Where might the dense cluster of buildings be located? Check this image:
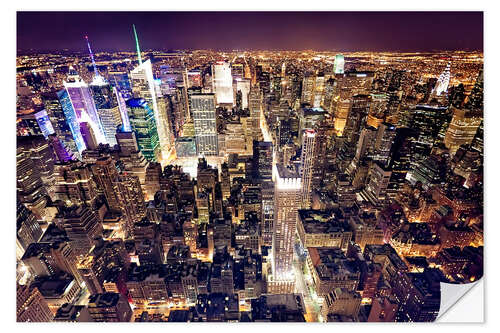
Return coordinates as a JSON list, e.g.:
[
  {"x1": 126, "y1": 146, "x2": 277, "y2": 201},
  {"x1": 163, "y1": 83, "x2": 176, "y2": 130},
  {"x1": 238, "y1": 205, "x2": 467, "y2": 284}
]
[{"x1": 16, "y1": 26, "x2": 483, "y2": 322}]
